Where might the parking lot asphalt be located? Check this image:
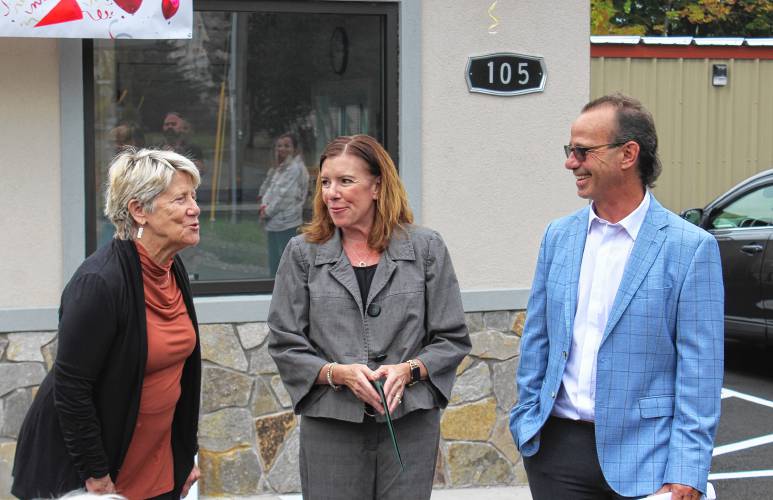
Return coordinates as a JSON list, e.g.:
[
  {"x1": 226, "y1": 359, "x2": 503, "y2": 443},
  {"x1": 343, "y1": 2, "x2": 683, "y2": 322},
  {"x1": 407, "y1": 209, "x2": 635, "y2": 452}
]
[{"x1": 709, "y1": 340, "x2": 773, "y2": 499}]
